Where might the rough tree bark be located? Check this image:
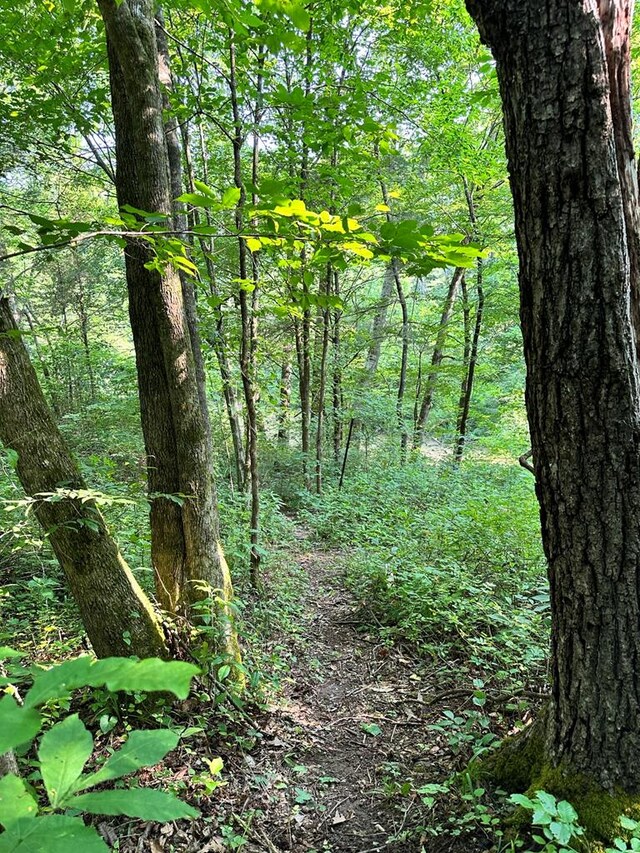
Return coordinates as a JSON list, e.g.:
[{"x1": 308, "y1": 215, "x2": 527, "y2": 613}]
[
  {"x1": 97, "y1": 1, "x2": 241, "y2": 664},
  {"x1": 0, "y1": 299, "x2": 167, "y2": 660},
  {"x1": 465, "y1": 0, "x2": 640, "y2": 802}
]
